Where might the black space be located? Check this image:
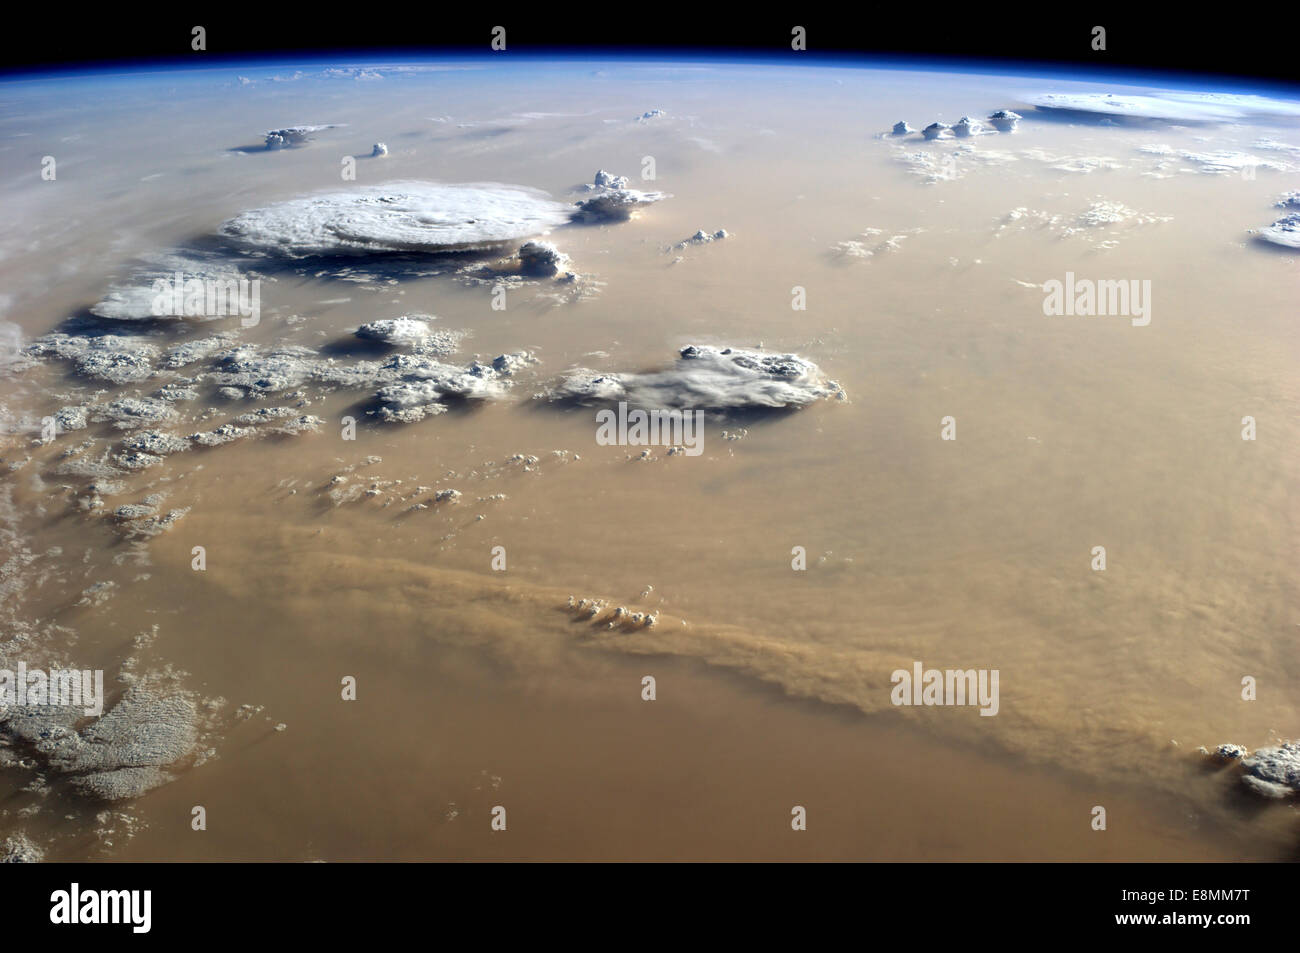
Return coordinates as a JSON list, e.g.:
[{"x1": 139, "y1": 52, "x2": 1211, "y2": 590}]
[{"x1": 3, "y1": 13, "x2": 1296, "y2": 88}]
